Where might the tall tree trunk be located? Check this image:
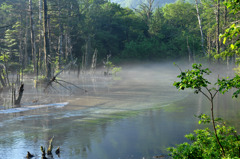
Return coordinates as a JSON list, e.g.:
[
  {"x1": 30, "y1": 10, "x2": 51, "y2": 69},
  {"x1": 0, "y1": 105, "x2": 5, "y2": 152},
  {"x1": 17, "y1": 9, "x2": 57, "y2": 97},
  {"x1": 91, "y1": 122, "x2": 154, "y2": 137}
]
[
  {"x1": 37, "y1": 0, "x2": 43, "y2": 80},
  {"x1": 207, "y1": 30, "x2": 212, "y2": 63},
  {"x1": 24, "y1": 13, "x2": 29, "y2": 68},
  {"x1": 216, "y1": 0, "x2": 220, "y2": 63},
  {"x1": 29, "y1": 0, "x2": 36, "y2": 74},
  {"x1": 43, "y1": 0, "x2": 51, "y2": 79},
  {"x1": 224, "y1": 3, "x2": 227, "y2": 26},
  {"x1": 19, "y1": 15, "x2": 24, "y2": 82},
  {"x1": 224, "y1": 2, "x2": 229, "y2": 68},
  {"x1": 187, "y1": 37, "x2": 194, "y2": 64},
  {"x1": 84, "y1": 36, "x2": 92, "y2": 70},
  {"x1": 47, "y1": 15, "x2": 51, "y2": 57},
  {"x1": 14, "y1": 84, "x2": 24, "y2": 106},
  {"x1": 91, "y1": 49, "x2": 98, "y2": 74},
  {"x1": 58, "y1": 0, "x2": 63, "y2": 69},
  {"x1": 195, "y1": 0, "x2": 205, "y2": 55}
]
